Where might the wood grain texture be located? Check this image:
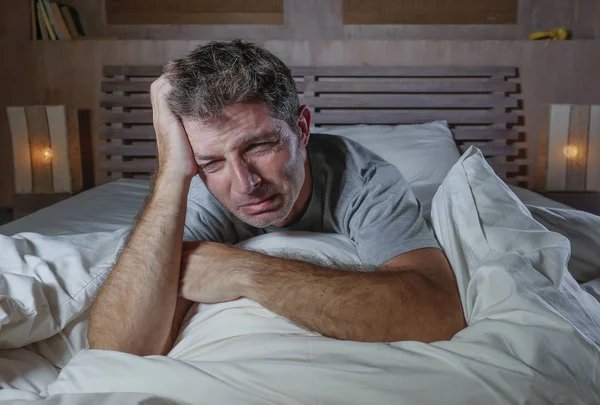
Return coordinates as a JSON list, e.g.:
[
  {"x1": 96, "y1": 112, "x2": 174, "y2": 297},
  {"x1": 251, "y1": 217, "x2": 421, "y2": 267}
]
[
  {"x1": 587, "y1": 106, "x2": 600, "y2": 191},
  {"x1": 52, "y1": 0, "x2": 600, "y2": 40},
  {"x1": 66, "y1": 107, "x2": 83, "y2": 193},
  {"x1": 303, "y1": 94, "x2": 517, "y2": 109},
  {"x1": 46, "y1": 106, "x2": 72, "y2": 193},
  {"x1": 535, "y1": 104, "x2": 550, "y2": 190},
  {"x1": 4, "y1": 39, "x2": 600, "y2": 201},
  {"x1": 546, "y1": 105, "x2": 571, "y2": 191},
  {"x1": 105, "y1": 0, "x2": 283, "y2": 25},
  {"x1": 6, "y1": 107, "x2": 33, "y2": 194},
  {"x1": 565, "y1": 105, "x2": 590, "y2": 191},
  {"x1": 25, "y1": 106, "x2": 54, "y2": 193},
  {"x1": 343, "y1": 0, "x2": 518, "y2": 25},
  {"x1": 98, "y1": 64, "x2": 521, "y2": 180},
  {"x1": 312, "y1": 110, "x2": 518, "y2": 125}
]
